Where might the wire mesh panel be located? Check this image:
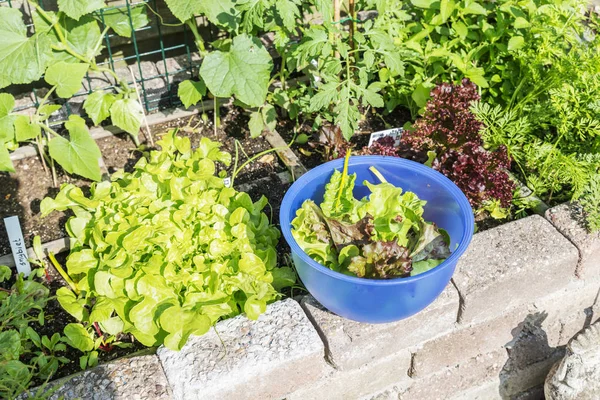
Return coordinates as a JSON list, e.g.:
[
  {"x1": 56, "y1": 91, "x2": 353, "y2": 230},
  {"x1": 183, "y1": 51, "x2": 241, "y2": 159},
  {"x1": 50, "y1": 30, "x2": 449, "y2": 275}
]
[{"x1": 0, "y1": 0, "x2": 200, "y2": 121}]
